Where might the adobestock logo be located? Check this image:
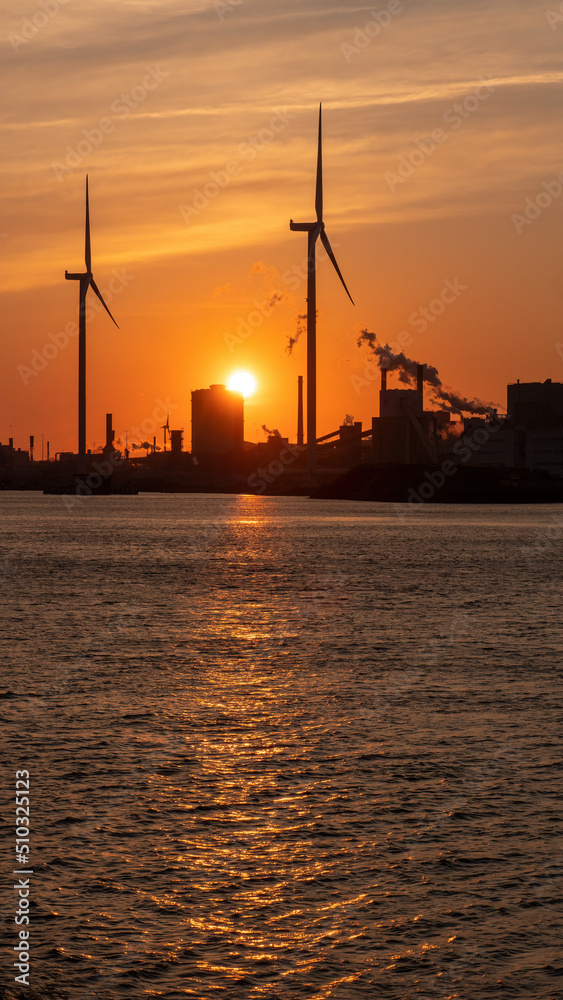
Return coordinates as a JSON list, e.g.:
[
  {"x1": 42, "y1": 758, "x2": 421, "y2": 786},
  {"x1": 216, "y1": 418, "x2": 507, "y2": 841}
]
[
  {"x1": 521, "y1": 510, "x2": 563, "y2": 564},
  {"x1": 546, "y1": 2, "x2": 563, "y2": 28},
  {"x1": 511, "y1": 172, "x2": 563, "y2": 234},
  {"x1": 247, "y1": 443, "x2": 305, "y2": 494},
  {"x1": 59, "y1": 397, "x2": 179, "y2": 511},
  {"x1": 17, "y1": 268, "x2": 133, "y2": 386},
  {"x1": 51, "y1": 66, "x2": 169, "y2": 180},
  {"x1": 211, "y1": 0, "x2": 242, "y2": 20},
  {"x1": 339, "y1": 0, "x2": 413, "y2": 62},
  {"x1": 223, "y1": 241, "x2": 340, "y2": 354},
  {"x1": 8, "y1": 0, "x2": 70, "y2": 53},
  {"x1": 350, "y1": 277, "x2": 467, "y2": 396},
  {"x1": 179, "y1": 109, "x2": 295, "y2": 225},
  {"x1": 394, "y1": 418, "x2": 506, "y2": 517},
  {"x1": 385, "y1": 80, "x2": 496, "y2": 191}
]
